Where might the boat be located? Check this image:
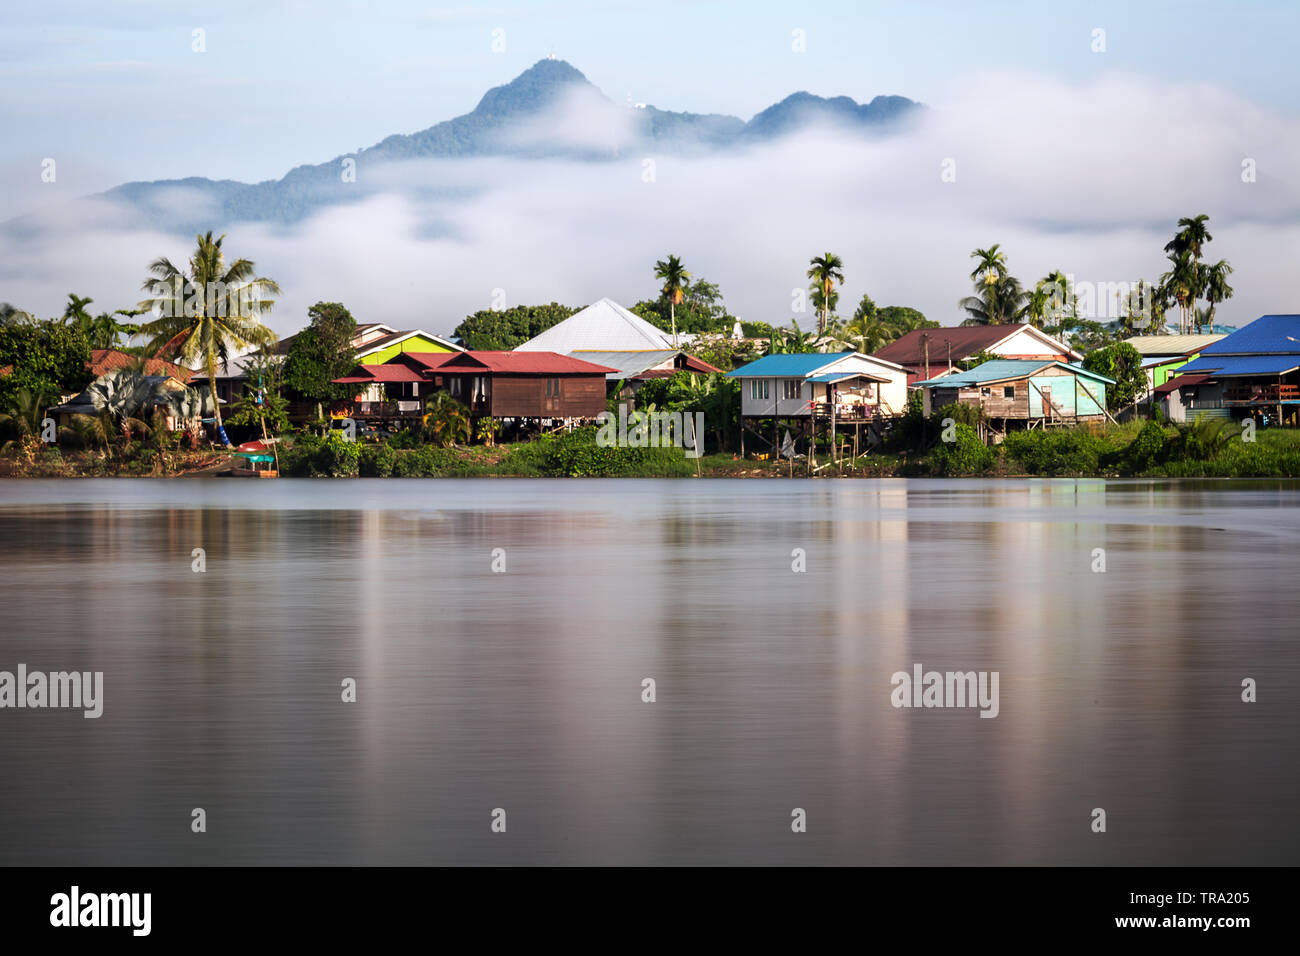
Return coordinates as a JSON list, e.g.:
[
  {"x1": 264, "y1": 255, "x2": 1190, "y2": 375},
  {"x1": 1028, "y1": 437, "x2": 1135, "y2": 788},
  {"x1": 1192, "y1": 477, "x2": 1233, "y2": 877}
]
[{"x1": 223, "y1": 438, "x2": 279, "y2": 478}]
